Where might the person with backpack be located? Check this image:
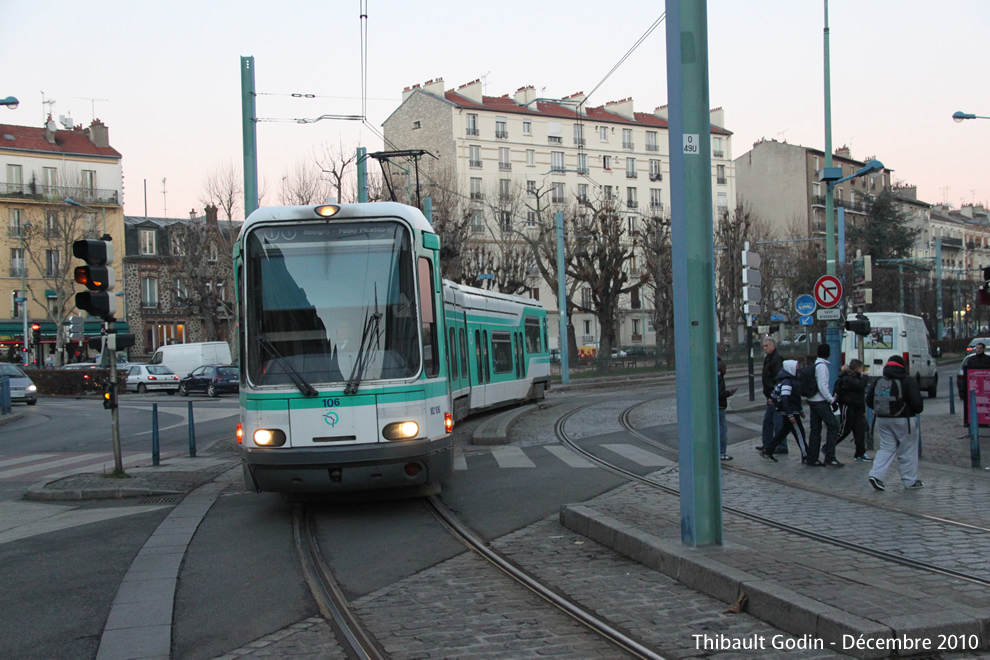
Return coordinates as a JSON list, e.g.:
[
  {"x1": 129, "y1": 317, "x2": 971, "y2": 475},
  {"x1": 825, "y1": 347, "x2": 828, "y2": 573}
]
[
  {"x1": 866, "y1": 355, "x2": 924, "y2": 490},
  {"x1": 760, "y1": 360, "x2": 808, "y2": 462},
  {"x1": 834, "y1": 359, "x2": 872, "y2": 462},
  {"x1": 805, "y1": 344, "x2": 841, "y2": 466},
  {"x1": 717, "y1": 358, "x2": 736, "y2": 461}
]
